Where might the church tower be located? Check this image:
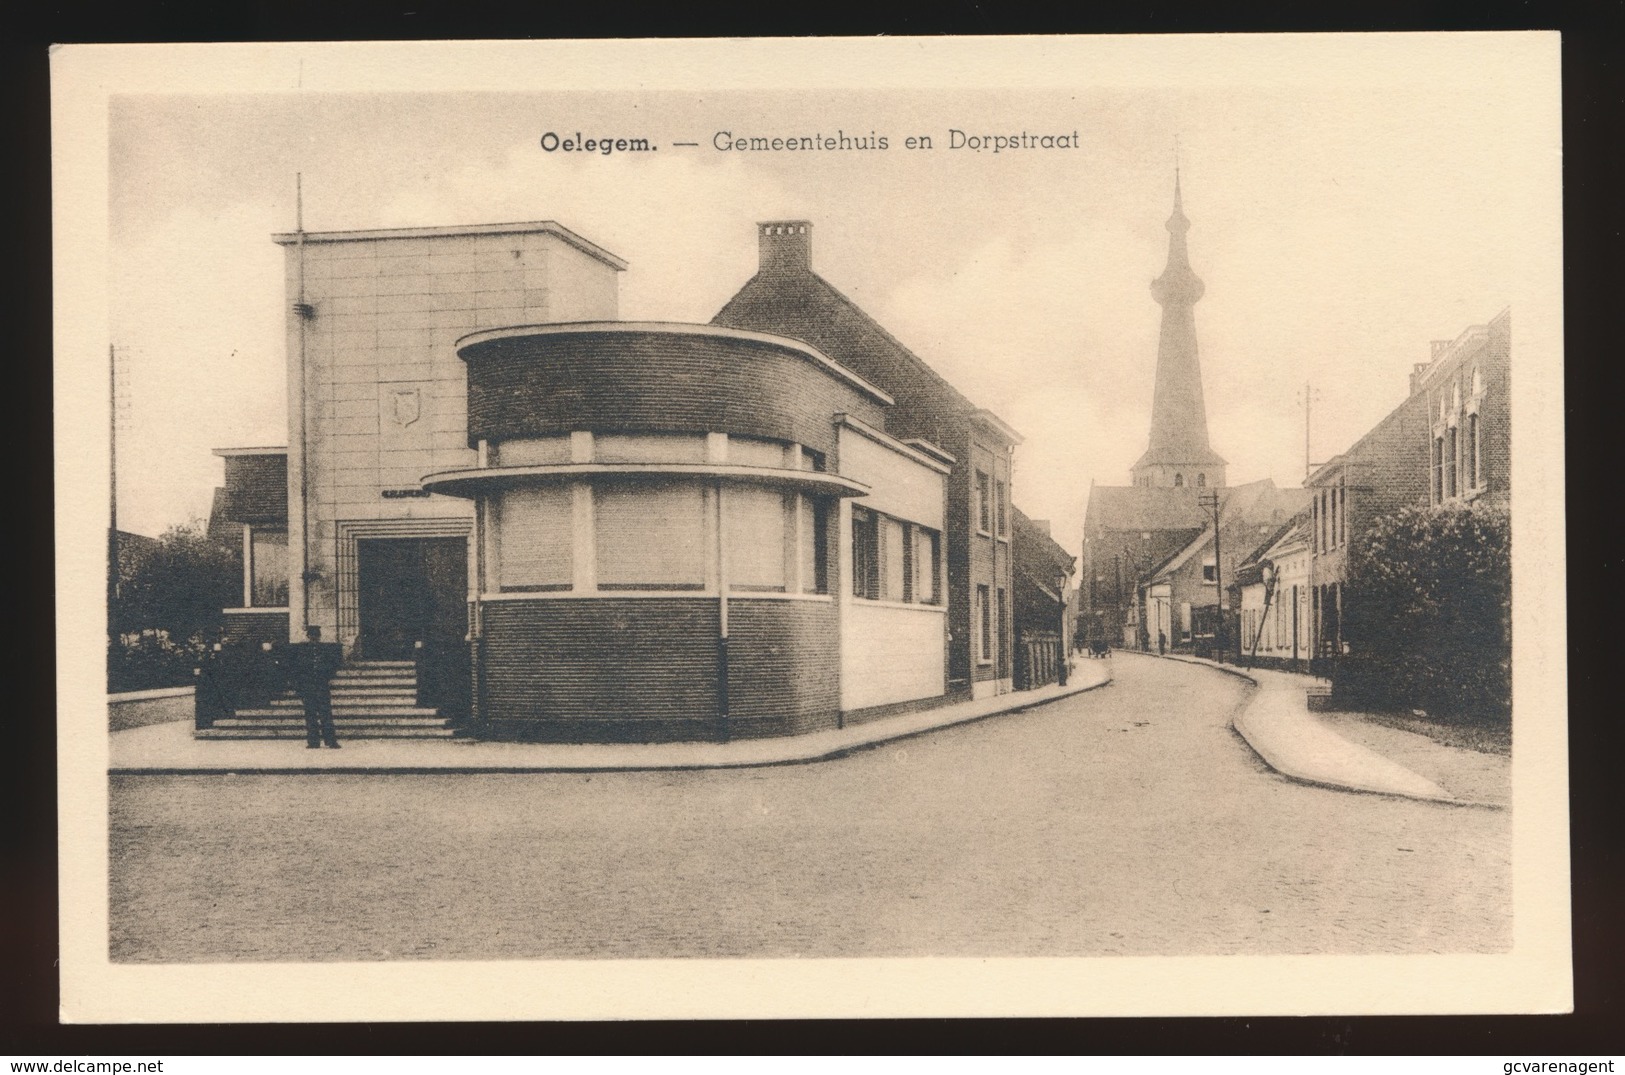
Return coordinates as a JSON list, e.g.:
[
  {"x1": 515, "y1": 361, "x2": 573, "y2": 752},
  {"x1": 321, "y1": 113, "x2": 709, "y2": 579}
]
[{"x1": 1130, "y1": 170, "x2": 1227, "y2": 490}]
